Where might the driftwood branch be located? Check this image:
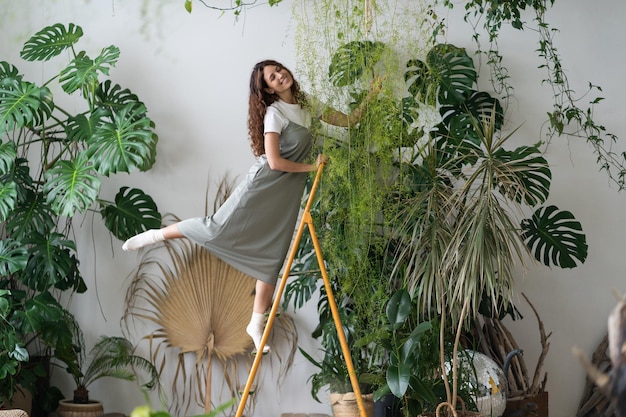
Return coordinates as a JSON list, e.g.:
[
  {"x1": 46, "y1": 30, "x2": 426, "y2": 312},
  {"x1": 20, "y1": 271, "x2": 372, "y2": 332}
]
[{"x1": 522, "y1": 292, "x2": 551, "y2": 395}]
